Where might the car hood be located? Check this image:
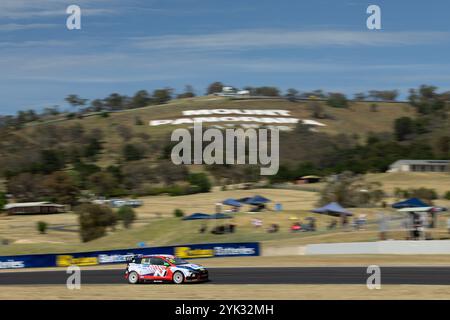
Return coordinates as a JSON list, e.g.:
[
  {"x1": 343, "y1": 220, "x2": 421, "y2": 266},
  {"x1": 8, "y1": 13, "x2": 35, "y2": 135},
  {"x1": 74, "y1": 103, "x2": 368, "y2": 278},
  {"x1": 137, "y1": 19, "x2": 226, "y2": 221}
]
[{"x1": 176, "y1": 263, "x2": 205, "y2": 271}]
